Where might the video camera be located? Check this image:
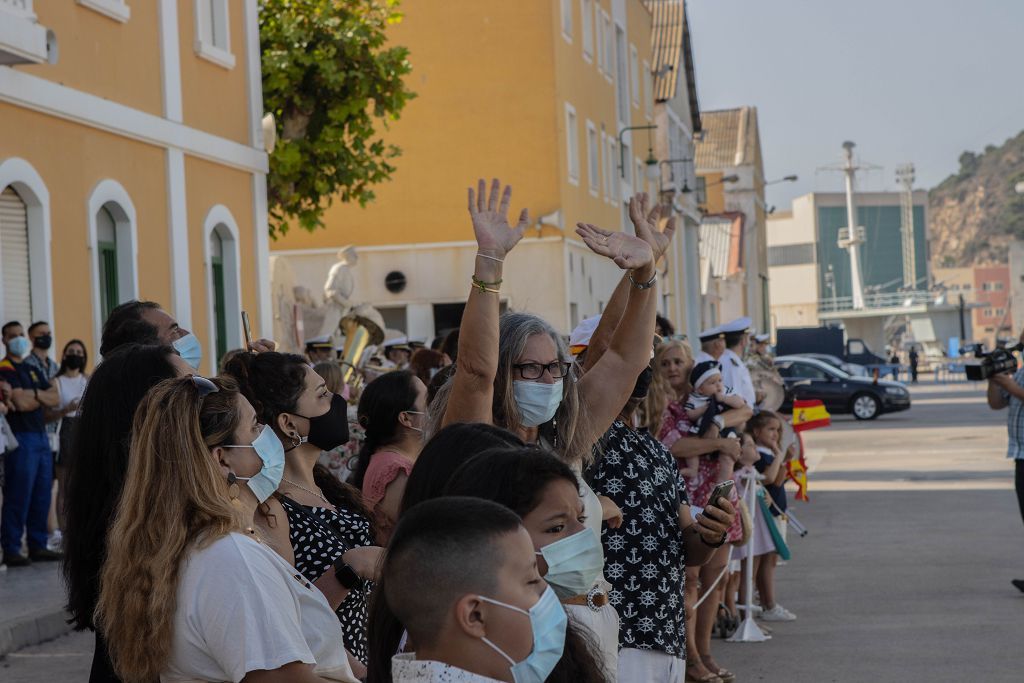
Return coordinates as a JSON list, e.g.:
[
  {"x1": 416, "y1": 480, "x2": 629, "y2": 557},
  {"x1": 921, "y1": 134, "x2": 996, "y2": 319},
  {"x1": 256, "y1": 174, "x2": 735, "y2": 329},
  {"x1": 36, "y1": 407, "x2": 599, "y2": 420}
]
[{"x1": 962, "y1": 343, "x2": 1024, "y2": 381}]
